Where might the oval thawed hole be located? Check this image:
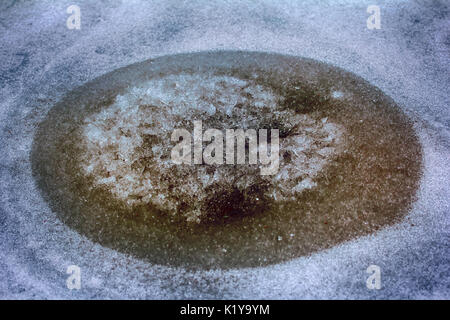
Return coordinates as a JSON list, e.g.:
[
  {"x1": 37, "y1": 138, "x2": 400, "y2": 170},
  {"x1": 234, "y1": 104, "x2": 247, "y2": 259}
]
[{"x1": 32, "y1": 51, "x2": 423, "y2": 269}]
